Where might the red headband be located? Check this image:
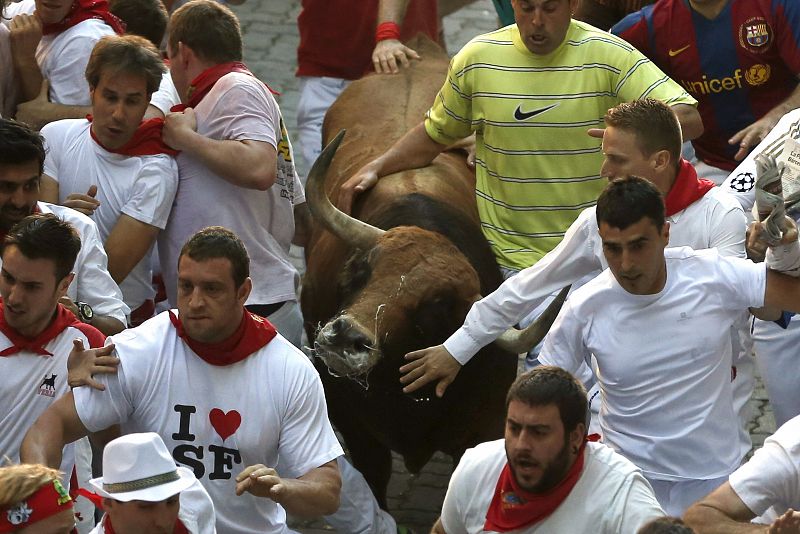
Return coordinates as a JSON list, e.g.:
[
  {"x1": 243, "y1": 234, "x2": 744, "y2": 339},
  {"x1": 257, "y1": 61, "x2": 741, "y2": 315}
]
[{"x1": 0, "y1": 480, "x2": 73, "y2": 532}]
